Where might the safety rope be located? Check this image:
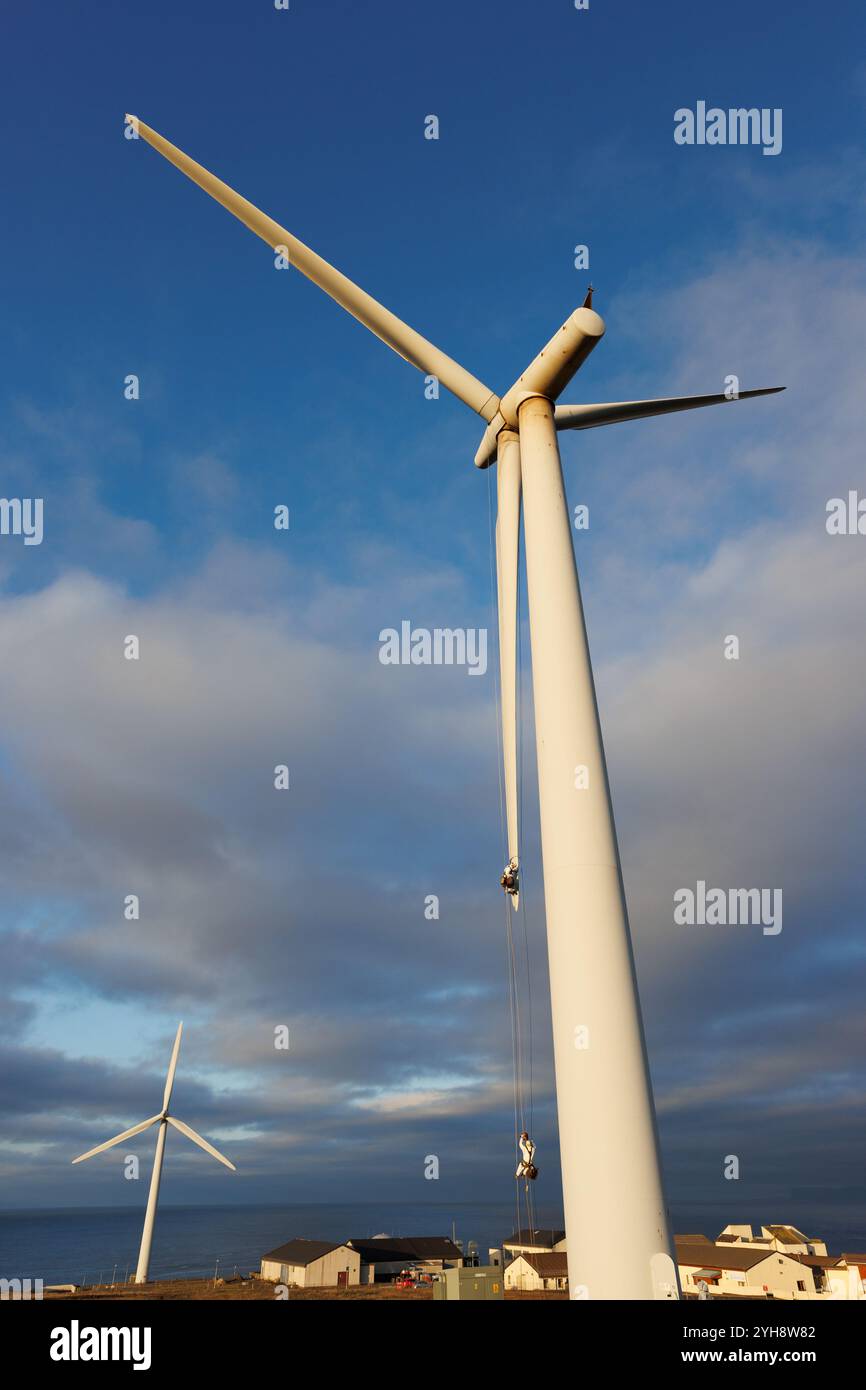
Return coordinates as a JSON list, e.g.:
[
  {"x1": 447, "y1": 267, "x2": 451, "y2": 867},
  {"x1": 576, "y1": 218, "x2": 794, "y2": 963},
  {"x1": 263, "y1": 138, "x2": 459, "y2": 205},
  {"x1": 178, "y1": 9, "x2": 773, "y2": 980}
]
[
  {"x1": 516, "y1": 549, "x2": 535, "y2": 1143},
  {"x1": 516, "y1": 575, "x2": 536, "y2": 1236},
  {"x1": 486, "y1": 463, "x2": 536, "y2": 1242}
]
